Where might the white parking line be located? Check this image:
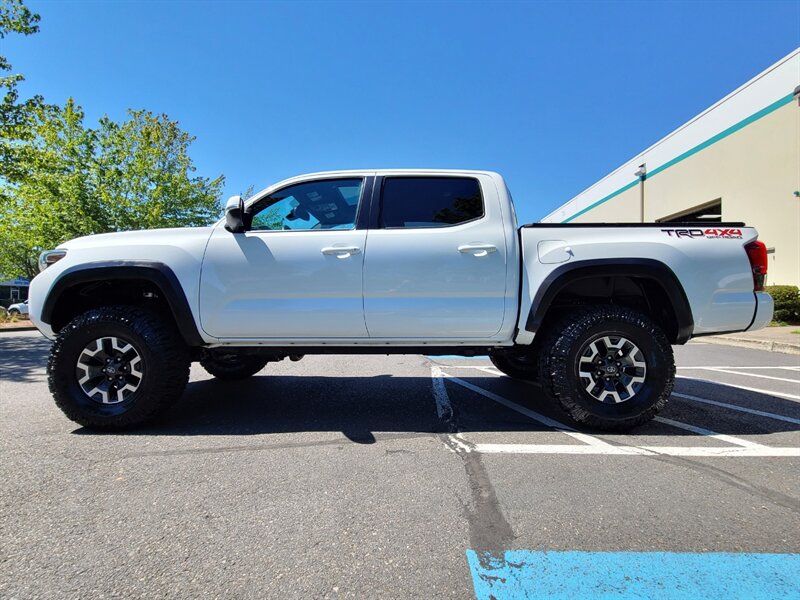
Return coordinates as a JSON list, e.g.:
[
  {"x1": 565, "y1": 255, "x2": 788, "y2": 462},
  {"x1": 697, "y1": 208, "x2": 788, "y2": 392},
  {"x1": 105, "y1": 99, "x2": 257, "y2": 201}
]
[
  {"x1": 677, "y1": 376, "x2": 800, "y2": 401},
  {"x1": 653, "y1": 416, "x2": 766, "y2": 448},
  {"x1": 432, "y1": 368, "x2": 800, "y2": 458},
  {"x1": 673, "y1": 392, "x2": 800, "y2": 425},
  {"x1": 433, "y1": 365, "x2": 496, "y2": 369},
  {"x1": 473, "y1": 366, "x2": 502, "y2": 375},
  {"x1": 436, "y1": 369, "x2": 616, "y2": 448},
  {"x1": 439, "y1": 365, "x2": 800, "y2": 422},
  {"x1": 472, "y1": 443, "x2": 651, "y2": 455},
  {"x1": 471, "y1": 444, "x2": 800, "y2": 457},
  {"x1": 682, "y1": 367, "x2": 800, "y2": 384},
  {"x1": 430, "y1": 365, "x2": 453, "y2": 421}
]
